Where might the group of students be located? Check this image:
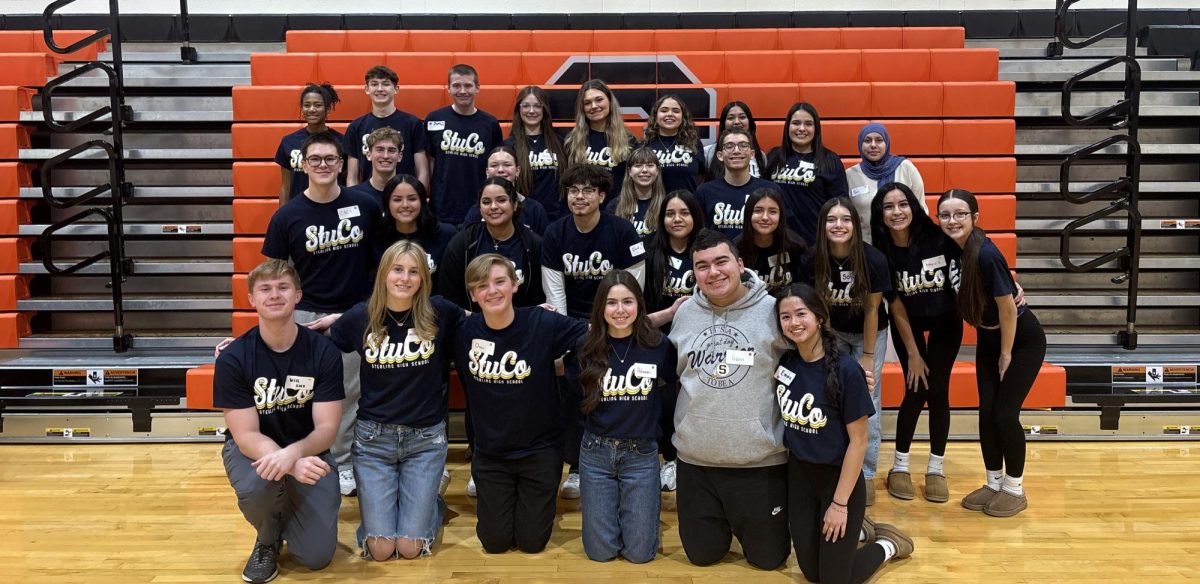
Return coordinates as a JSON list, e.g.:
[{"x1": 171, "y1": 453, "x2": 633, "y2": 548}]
[{"x1": 211, "y1": 61, "x2": 1048, "y2": 584}]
